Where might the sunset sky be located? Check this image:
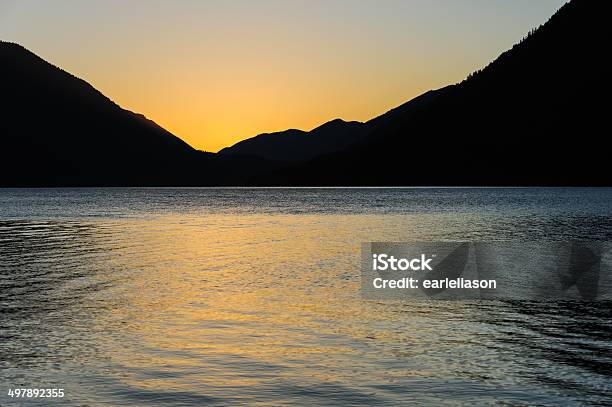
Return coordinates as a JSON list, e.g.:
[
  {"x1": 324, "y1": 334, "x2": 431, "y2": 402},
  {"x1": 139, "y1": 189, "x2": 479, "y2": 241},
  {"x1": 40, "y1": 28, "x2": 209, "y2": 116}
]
[{"x1": 0, "y1": 0, "x2": 566, "y2": 152}]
